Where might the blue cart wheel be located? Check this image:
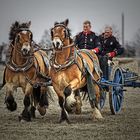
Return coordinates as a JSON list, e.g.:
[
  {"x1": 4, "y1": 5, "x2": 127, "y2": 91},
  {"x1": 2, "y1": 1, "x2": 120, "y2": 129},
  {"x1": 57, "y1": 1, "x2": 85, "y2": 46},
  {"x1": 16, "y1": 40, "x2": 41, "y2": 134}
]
[{"x1": 109, "y1": 66, "x2": 124, "y2": 114}]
